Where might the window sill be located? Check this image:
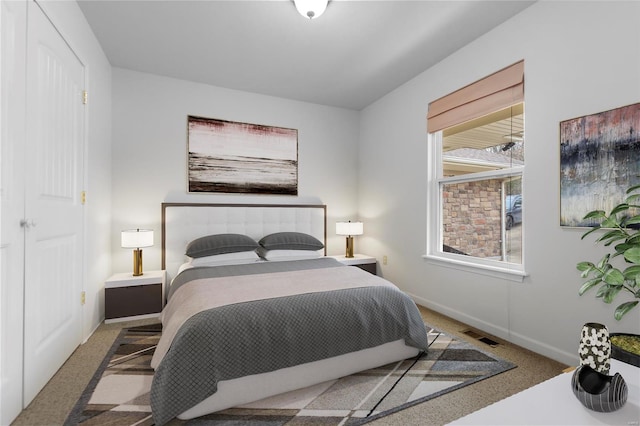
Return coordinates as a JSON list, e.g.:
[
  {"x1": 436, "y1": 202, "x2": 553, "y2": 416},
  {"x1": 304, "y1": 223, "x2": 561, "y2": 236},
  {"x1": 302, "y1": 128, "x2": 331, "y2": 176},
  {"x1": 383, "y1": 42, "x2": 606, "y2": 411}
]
[{"x1": 422, "y1": 254, "x2": 527, "y2": 282}]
